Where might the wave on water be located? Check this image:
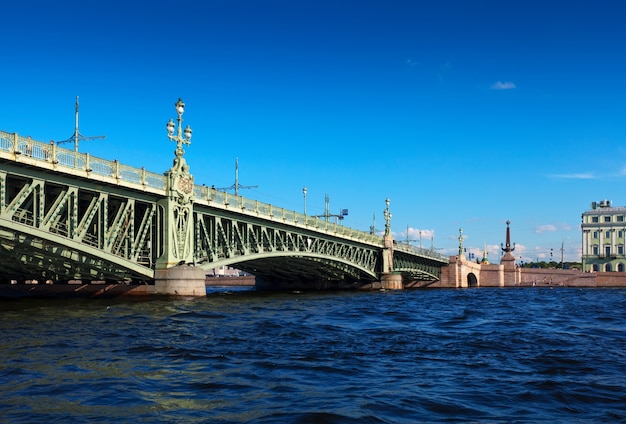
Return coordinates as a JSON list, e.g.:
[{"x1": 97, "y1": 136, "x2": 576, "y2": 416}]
[{"x1": 1, "y1": 288, "x2": 626, "y2": 422}]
